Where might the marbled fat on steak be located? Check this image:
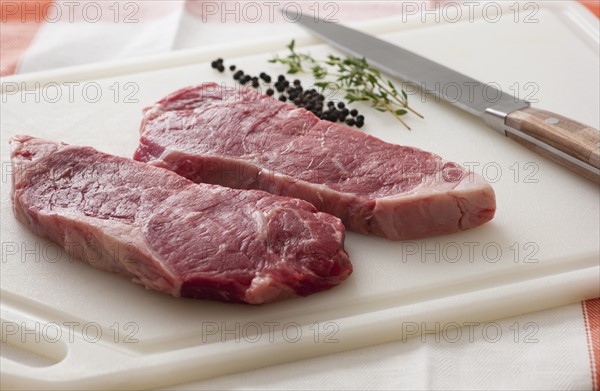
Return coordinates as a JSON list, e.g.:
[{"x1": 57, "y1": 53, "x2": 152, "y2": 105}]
[
  {"x1": 10, "y1": 135, "x2": 352, "y2": 304},
  {"x1": 135, "y1": 83, "x2": 496, "y2": 240}
]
